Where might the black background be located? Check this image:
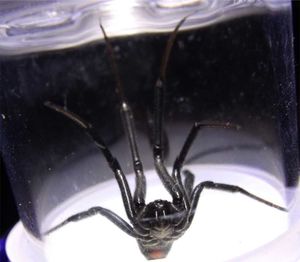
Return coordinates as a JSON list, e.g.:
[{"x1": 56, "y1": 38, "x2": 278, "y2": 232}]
[{"x1": 1, "y1": 2, "x2": 299, "y2": 237}]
